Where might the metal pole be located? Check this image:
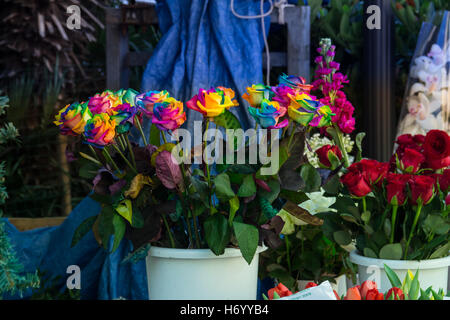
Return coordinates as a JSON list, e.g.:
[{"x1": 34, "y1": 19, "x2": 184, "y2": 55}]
[{"x1": 363, "y1": 0, "x2": 395, "y2": 162}]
